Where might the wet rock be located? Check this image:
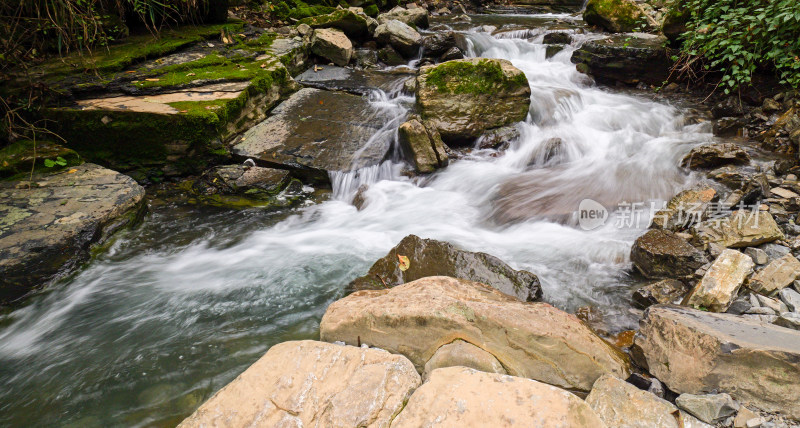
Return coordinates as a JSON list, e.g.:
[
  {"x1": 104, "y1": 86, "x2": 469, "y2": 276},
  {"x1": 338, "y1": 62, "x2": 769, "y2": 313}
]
[
  {"x1": 393, "y1": 367, "x2": 606, "y2": 428},
  {"x1": 633, "y1": 304, "x2": 800, "y2": 418},
  {"x1": 546, "y1": 44, "x2": 566, "y2": 58},
  {"x1": 323, "y1": 276, "x2": 630, "y2": 391},
  {"x1": 398, "y1": 119, "x2": 449, "y2": 173},
  {"x1": 692, "y1": 211, "x2": 784, "y2": 248},
  {"x1": 348, "y1": 234, "x2": 542, "y2": 301},
  {"x1": 421, "y1": 31, "x2": 460, "y2": 59},
  {"x1": 416, "y1": 58, "x2": 531, "y2": 142},
  {"x1": 745, "y1": 247, "x2": 769, "y2": 265},
  {"x1": 189, "y1": 165, "x2": 301, "y2": 208},
  {"x1": 631, "y1": 229, "x2": 709, "y2": 279},
  {"x1": 681, "y1": 143, "x2": 750, "y2": 170},
  {"x1": 651, "y1": 187, "x2": 716, "y2": 231},
  {"x1": 571, "y1": 34, "x2": 672, "y2": 86},
  {"x1": 543, "y1": 31, "x2": 572, "y2": 44},
  {"x1": 583, "y1": 0, "x2": 645, "y2": 33},
  {"x1": 374, "y1": 20, "x2": 421, "y2": 58},
  {"x1": 377, "y1": 45, "x2": 406, "y2": 65},
  {"x1": 675, "y1": 393, "x2": 739, "y2": 425},
  {"x1": 311, "y1": 28, "x2": 352, "y2": 66},
  {"x1": 423, "y1": 340, "x2": 506, "y2": 380},
  {"x1": 477, "y1": 125, "x2": 521, "y2": 150},
  {"x1": 377, "y1": 6, "x2": 429, "y2": 29},
  {"x1": 353, "y1": 48, "x2": 377, "y2": 68},
  {"x1": 684, "y1": 249, "x2": 754, "y2": 312},
  {"x1": 0, "y1": 164, "x2": 145, "y2": 303},
  {"x1": 0, "y1": 140, "x2": 82, "y2": 179},
  {"x1": 712, "y1": 97, "x2": 745, "y2": 119},
  {"x1": 295, "y1": 66, "x2": 413, "y2": 95},
  {"x1": 632, "y1": 279, "x2": 689, "y2": 308},
  {"x1": 778, "y1": 288, "x2": 800, "y2": 312},
  {"x1": 298, "y1": 9, "x2": 371, "y2": 39},
  {"x1": 176, "y1": 340, "x2": 420, "y2": 427},
  {"x1": 747, "y1": 254, "x2": 800, "y2": 295},
  {"x1": 713, "y1": 117, "x2": 747, "y2": 137},
  {"x1": 586, "y1": 374, "x2": 711, "y2": 428},
  {"x1": 232, "y1": 88, "x2": 390, "y2": 181},
  {"x1": 439, "y1": 46, "x2": 464, "y2": 61}
]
